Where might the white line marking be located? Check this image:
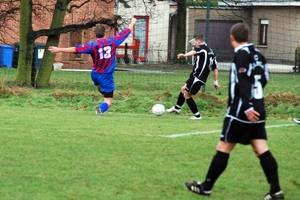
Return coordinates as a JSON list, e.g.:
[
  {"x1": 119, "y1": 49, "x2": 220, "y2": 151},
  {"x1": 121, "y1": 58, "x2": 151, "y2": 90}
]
[
  {"x1": 159, "y1": 123, "x2": 296, "y2": 138},
  {"x1": 160, "y1": 130, "x2": 220, "y2": 138},
  {"x1": 265, "y1": 124, "x2": 296, "y2": 128}
]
